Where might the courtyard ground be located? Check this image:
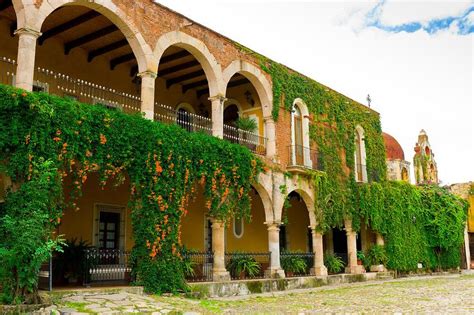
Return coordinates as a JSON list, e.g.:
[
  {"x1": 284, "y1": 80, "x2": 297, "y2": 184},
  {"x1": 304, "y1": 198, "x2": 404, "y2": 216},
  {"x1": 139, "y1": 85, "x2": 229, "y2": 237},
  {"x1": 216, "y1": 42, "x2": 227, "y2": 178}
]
[{"x1": 44, "y1": 274, "x2": 474, "y2": 314}]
